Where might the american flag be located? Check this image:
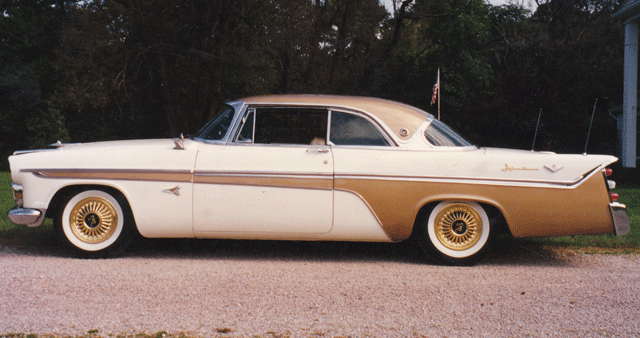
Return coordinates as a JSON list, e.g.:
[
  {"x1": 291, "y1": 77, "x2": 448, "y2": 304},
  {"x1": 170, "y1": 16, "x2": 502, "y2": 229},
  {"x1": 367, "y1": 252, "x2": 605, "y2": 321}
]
[{"x1": 431, "y1": 72, "x2": 439, "y2": 105}]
